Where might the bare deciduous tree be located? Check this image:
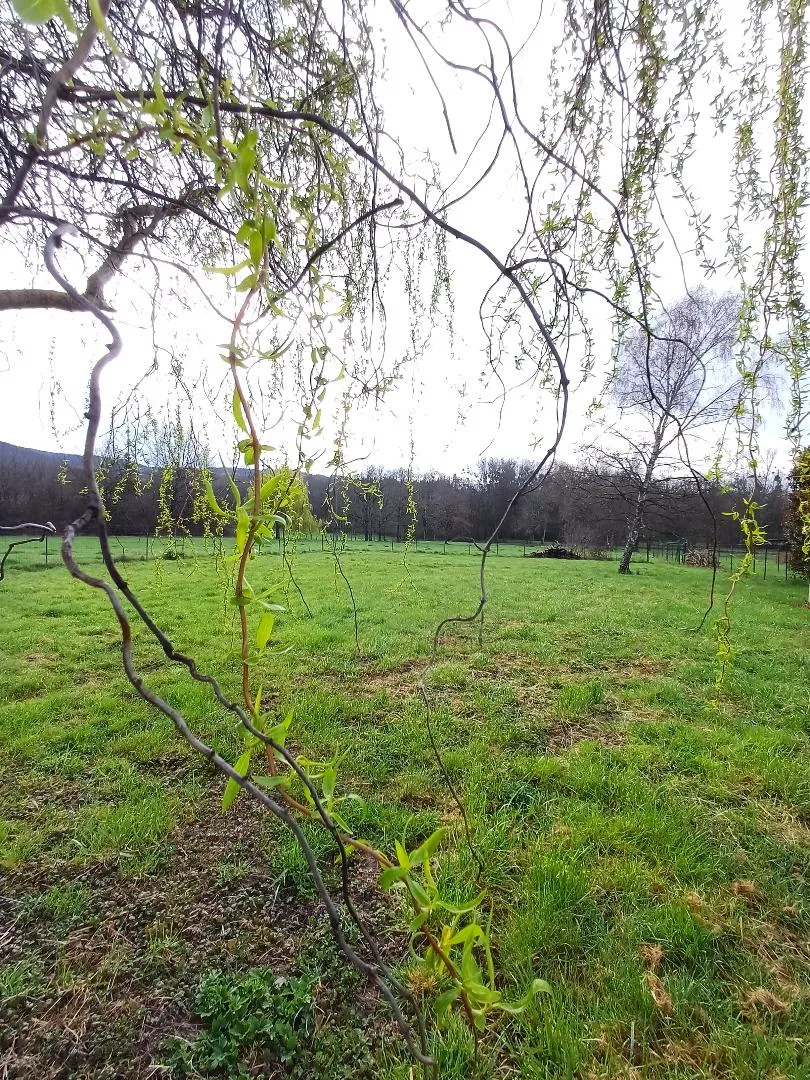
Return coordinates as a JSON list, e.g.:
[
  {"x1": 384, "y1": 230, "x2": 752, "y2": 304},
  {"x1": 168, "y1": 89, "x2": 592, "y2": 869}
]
[{"x1": 609, "y1": 289, "x2": 739, "y2": 574}]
